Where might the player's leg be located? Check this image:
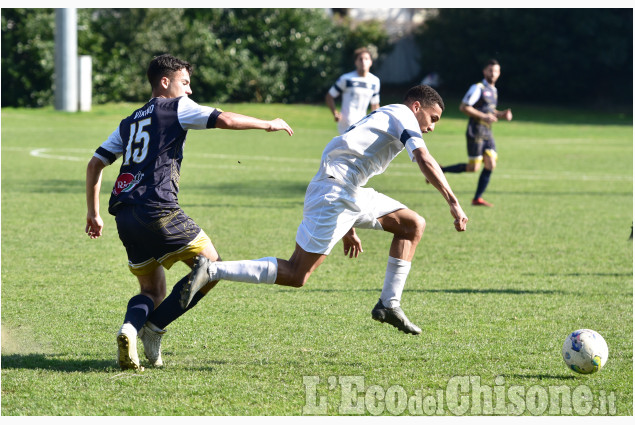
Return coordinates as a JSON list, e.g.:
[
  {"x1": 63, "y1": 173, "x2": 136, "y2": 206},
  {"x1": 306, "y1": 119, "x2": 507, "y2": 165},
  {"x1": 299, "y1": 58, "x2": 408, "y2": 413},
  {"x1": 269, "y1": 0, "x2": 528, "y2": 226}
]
[
  {"x1": 274, "y1": 244, "x2": 327, "y2": 287},
  {"x1": 473, "y1": 143, "x2": 497, "y2": 206},
  {"x1": 181, "y1": 178, "x2": 346, "y2": 308},
  {"x1": 353, "y1": 187, "x2": 423, "y2": 335},
  {"x1": 138, "y1": 243, "x2": 220, "y2": 367},
  {"x1": 180, "y1": 244, "x2": 327, "y2": 309},
  {"x1": 147, "y1": 242, "x2": 220, "y2": 328},
  {"x1": 373, "y1": 209, "x2": 424, "y2": 335},
  {"x1": 117, "y1": 265, "x2": 166, "y2": 371}
]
